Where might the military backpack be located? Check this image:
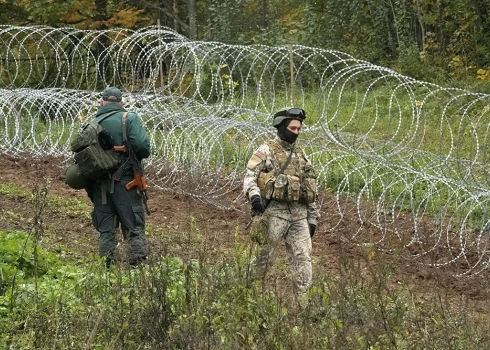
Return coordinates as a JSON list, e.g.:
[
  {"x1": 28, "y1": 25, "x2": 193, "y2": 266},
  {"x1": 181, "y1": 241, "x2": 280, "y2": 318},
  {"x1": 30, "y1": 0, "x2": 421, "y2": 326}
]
[{"x1": 70, "y1": 111, "x2": 122, "y2": 180}]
